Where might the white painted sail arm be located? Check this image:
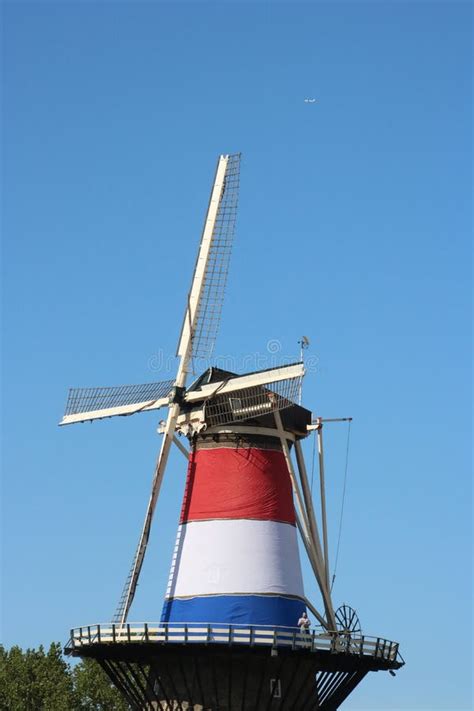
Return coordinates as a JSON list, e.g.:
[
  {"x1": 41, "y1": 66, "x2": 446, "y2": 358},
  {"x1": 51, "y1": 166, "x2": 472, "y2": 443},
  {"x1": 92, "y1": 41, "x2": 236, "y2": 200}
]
[
  {"x1": 59, "y1": 380, "x2": 175, "y2": 426},
  {"x1": 176, "y1": 155, "x2": 230, "y2": 360},
  {"x1": 184, "y1": 363, "x2": 305, "y2": 403},
  {"x1": 114, "y1": 402, "x2": 181, "y2": 624},
  {"x1": 60, "y1": 397, "x2": 170, "y2": 425}
]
